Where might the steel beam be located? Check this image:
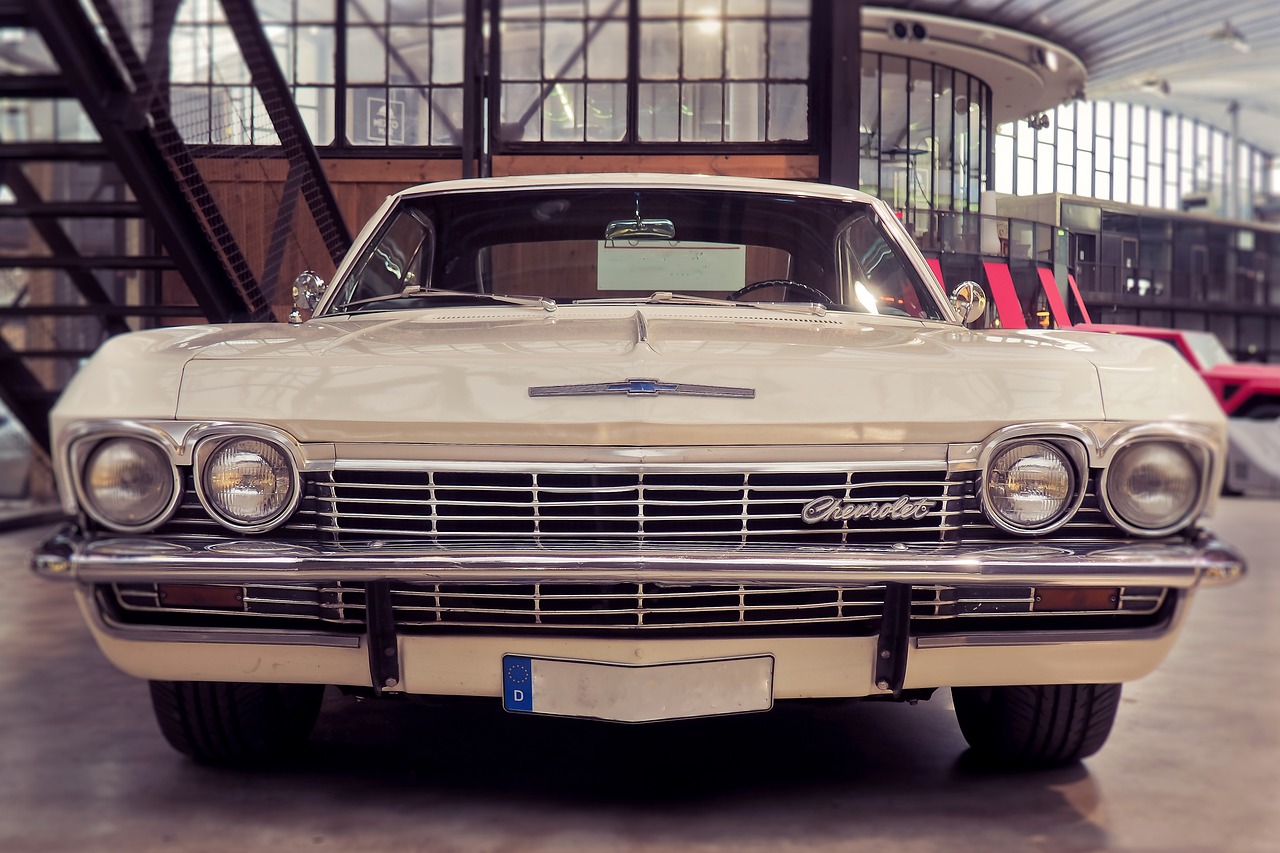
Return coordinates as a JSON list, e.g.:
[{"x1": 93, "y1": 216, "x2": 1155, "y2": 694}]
[
  {"x1": 30, "y1": 0, "x2": 266, "y2": 323},
  {"x1": 816, "y1": 0, "x2": 861, "y2": 188},
  {"x1": 0, "y1": 165, "x2": 132, "y2": 336},
  {"x1": 220, "y1": 0, "x2": 351, "y2": 273}
]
